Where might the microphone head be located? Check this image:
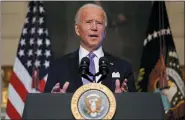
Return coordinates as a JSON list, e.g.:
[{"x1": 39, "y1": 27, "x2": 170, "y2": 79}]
[
  {"x1": 99, "y1": 57, "x2": 108, "y2": 65},
  {"x1": 79, "y1": 57, "x2": 90, "y2": 76},
  {"x1": 80, "y1": 57, "x2": 90, "y2": 66},
  {"x1": 99, "y1": 57, "x2": 109, "y2": 76}
]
